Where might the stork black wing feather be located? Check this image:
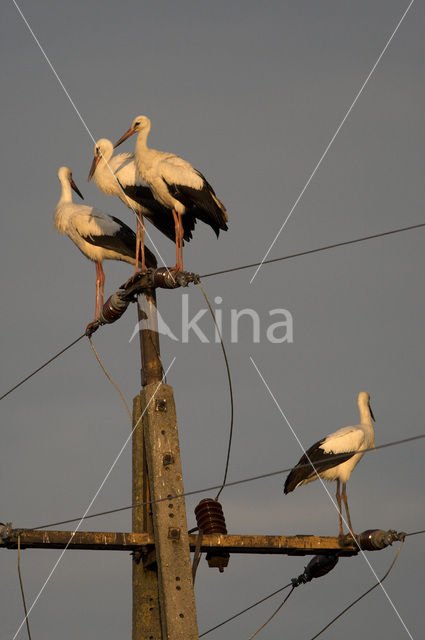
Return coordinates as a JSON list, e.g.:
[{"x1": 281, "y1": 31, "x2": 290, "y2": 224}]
[
  {"x1": 122, "y1": 184, "x2": 196, "y2": 243},
  {"x1": 283, "y1": 439, "x2": 356, "y2": 494},
  {"x1": 163, "y1": 172, "x2": 228, "y2": 238},
  {"x1": 81, "y1": 217, "x2": 157, "y2": 268}
]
